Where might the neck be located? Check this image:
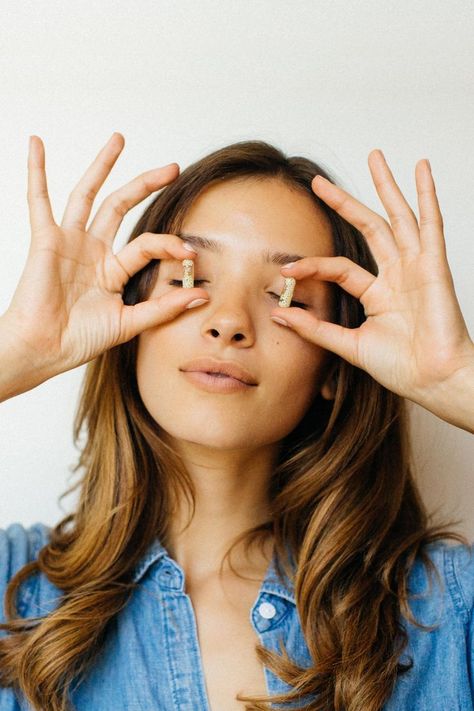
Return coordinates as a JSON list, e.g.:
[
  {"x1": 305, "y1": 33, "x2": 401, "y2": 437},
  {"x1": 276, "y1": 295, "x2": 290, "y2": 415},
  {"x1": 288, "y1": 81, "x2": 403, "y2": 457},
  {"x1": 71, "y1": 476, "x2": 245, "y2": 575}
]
[{"x1": 163, "y1": 437, "x2": 278, "y2": 583}]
